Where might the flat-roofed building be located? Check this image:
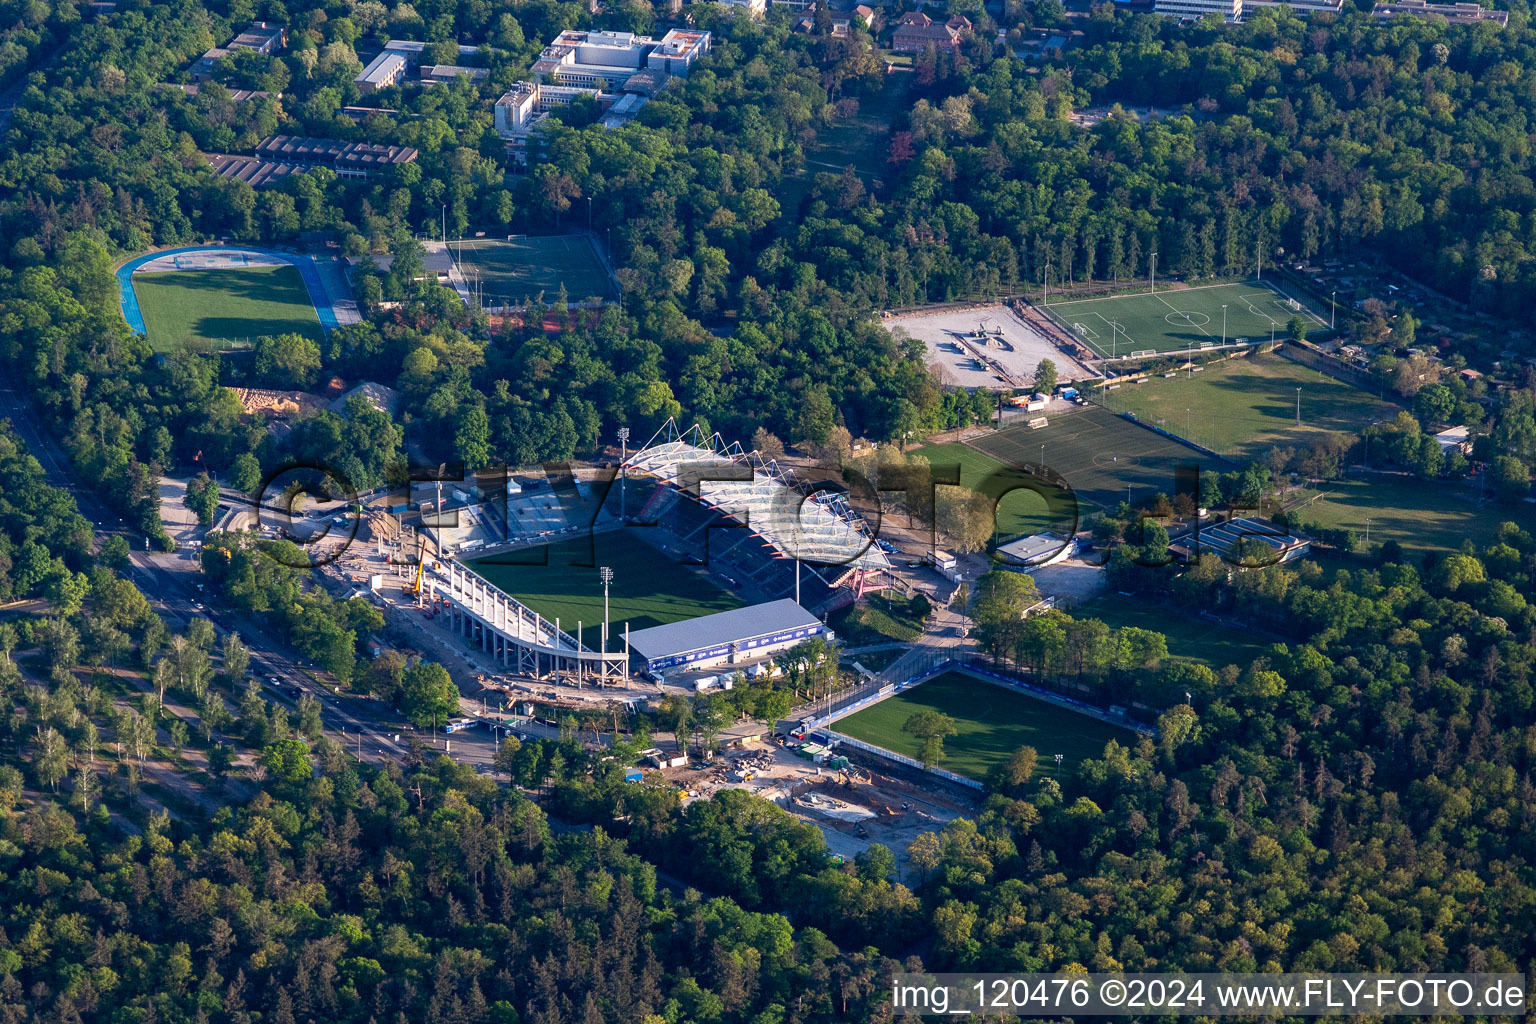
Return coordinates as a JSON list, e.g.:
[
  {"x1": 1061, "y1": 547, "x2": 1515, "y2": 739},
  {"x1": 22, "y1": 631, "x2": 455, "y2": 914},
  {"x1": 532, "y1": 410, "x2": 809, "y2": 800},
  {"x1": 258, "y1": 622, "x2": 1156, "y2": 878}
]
[
  {"x1": 1155, "y1": 0, "x2": 1242, "y2": 18},
  {"x1": 530, "y1": 28, "x2": 710, "y2": 91},
  {"x1": 420, "y1": 64, "x2": 489, "y2": 86},
  {"x1": 1371, "y1": 0, "x2": 1507, "y2": 23},
  {"x1": 355, "y1": 52, "x2": 408, "y2": 92},
  {"x1": 230, "y1": 22, "x2": 287, "y2": 53},
  {"x1": 1243, "y1": 0, "x2": 1343, "y2": 15},
  {"x1": 190, "y1": 22, "x2": 288, "y2": 80},
  {"x1": 626, "y1": 599, "x2": 828, "y2": 675}
]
